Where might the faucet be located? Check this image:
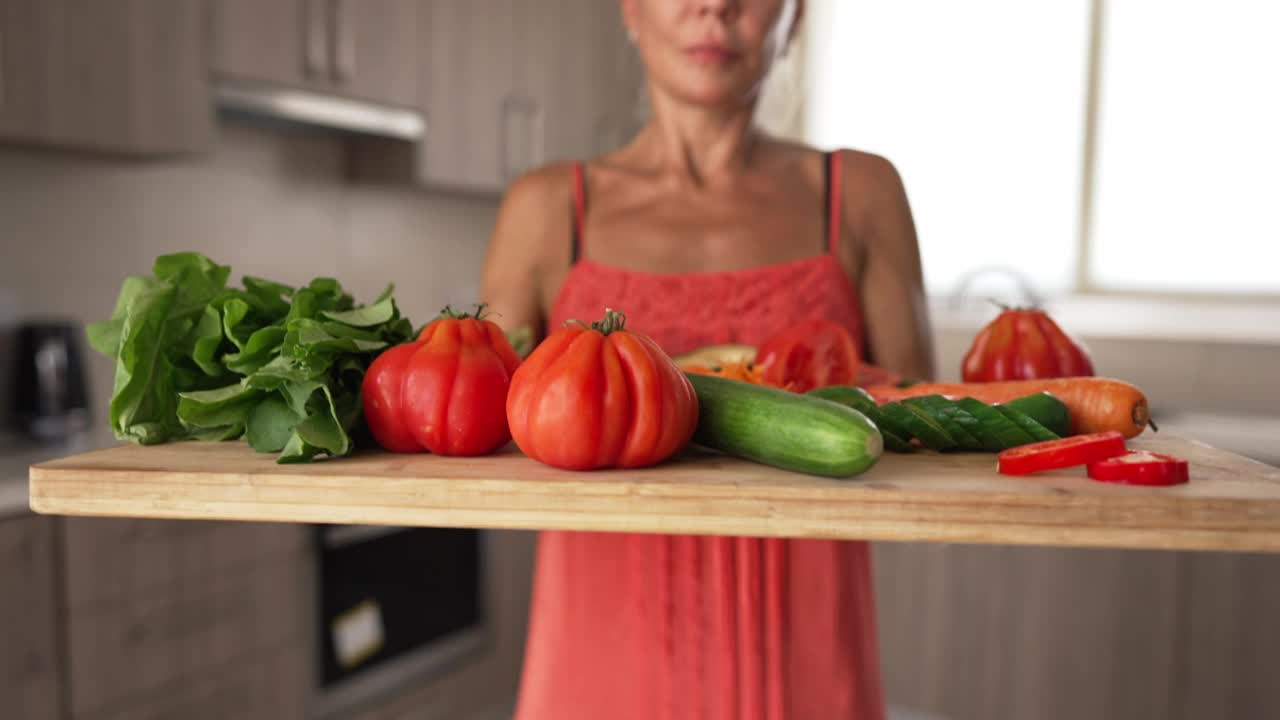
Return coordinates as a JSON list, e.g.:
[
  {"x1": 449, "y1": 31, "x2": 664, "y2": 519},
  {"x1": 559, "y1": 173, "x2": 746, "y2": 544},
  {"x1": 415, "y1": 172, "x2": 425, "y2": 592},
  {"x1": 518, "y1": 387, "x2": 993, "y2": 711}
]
[{"x1": 948, "y1": 265, "x2": 1046, "y2": 310}]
